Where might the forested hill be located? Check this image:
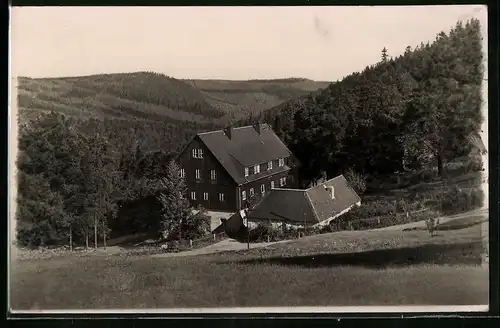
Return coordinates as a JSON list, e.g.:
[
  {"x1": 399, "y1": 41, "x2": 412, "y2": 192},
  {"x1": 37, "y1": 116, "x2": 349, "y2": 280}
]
[
  {"x1": 17, "y1": 73, "x2": 329, "y2": 154},
  {"x1": 17, "y1": 73, "x2": 330, "y2": 124},
  {"x1": 243, "y1": 19, "x2": 484, "y2": 184}
]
